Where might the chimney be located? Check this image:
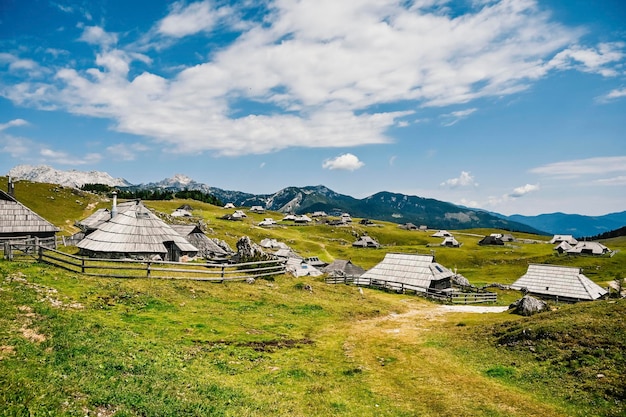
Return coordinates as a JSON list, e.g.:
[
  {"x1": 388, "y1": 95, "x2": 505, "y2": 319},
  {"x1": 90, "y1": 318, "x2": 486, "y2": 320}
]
[
  {"x1": 7, "y1": 176, "x2": 14, "y2": 197},
  {"x1": 111, "y1": 191, "x2": 118, "y2": 218}
]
